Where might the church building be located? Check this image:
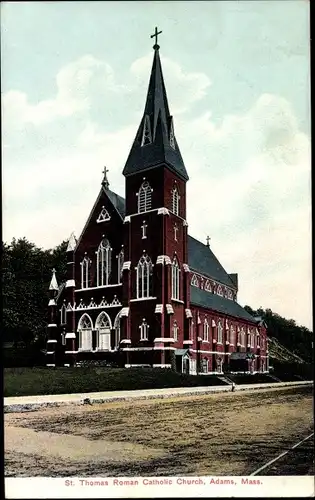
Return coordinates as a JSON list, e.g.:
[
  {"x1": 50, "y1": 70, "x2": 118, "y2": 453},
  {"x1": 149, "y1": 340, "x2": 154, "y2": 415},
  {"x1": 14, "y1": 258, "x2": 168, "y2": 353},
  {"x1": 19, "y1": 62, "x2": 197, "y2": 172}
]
[{"x1": 46, "y1": 31, "x2": 269, "y2": 375}]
